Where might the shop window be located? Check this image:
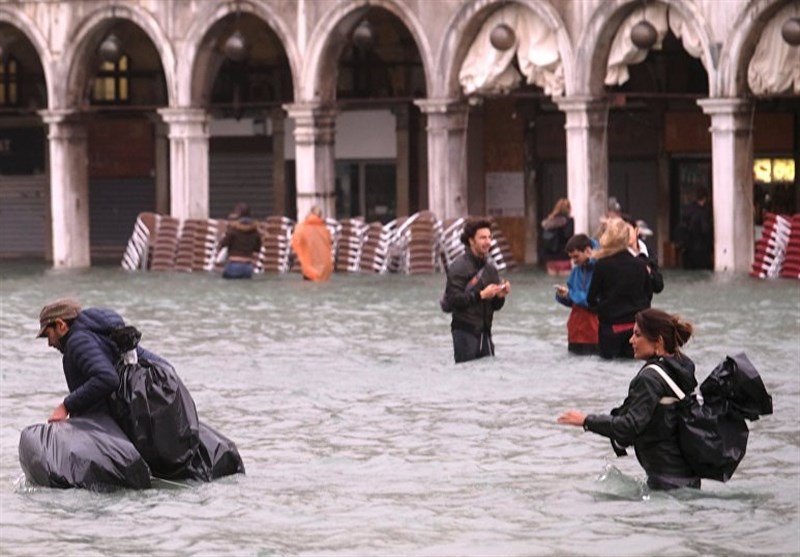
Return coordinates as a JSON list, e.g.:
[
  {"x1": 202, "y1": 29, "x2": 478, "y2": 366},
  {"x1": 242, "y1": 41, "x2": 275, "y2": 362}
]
[
  {"x1": 0, "y1": 56, "x2": 19, "y2": 106},
  {"x1": 754, "y1": 157, "x2": 796, "y2": 223},
  {"x1": 92, "y1": 55, "x2": 130, "y2": 104}
]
